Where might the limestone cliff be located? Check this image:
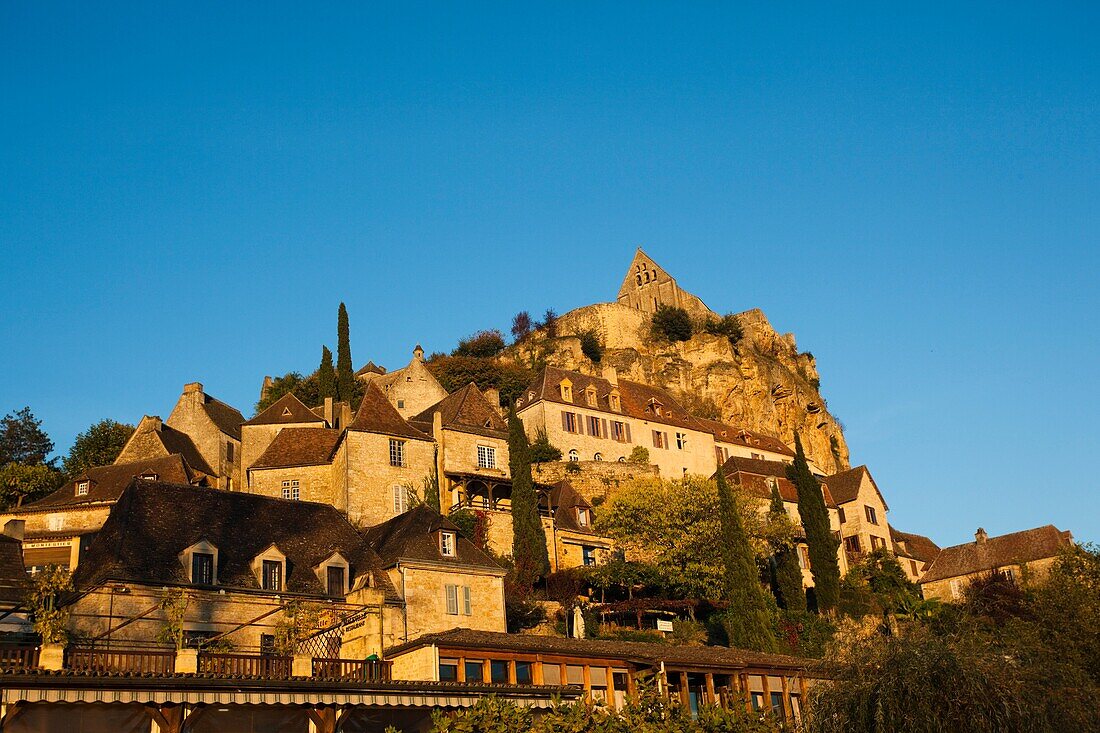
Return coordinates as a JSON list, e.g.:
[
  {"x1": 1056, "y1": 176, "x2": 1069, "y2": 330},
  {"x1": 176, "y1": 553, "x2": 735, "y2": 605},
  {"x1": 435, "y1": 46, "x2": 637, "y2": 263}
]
[{"x1": 503, "y1": 302, "x2": 849, "y2": 473}]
